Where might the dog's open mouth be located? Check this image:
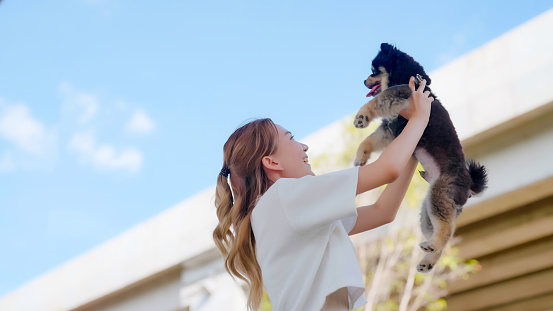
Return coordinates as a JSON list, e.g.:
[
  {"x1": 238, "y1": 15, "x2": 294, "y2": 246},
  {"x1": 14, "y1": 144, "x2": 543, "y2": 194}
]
[{"x1": 366, "y1": 84, "x2": 381, "y2": 97}]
